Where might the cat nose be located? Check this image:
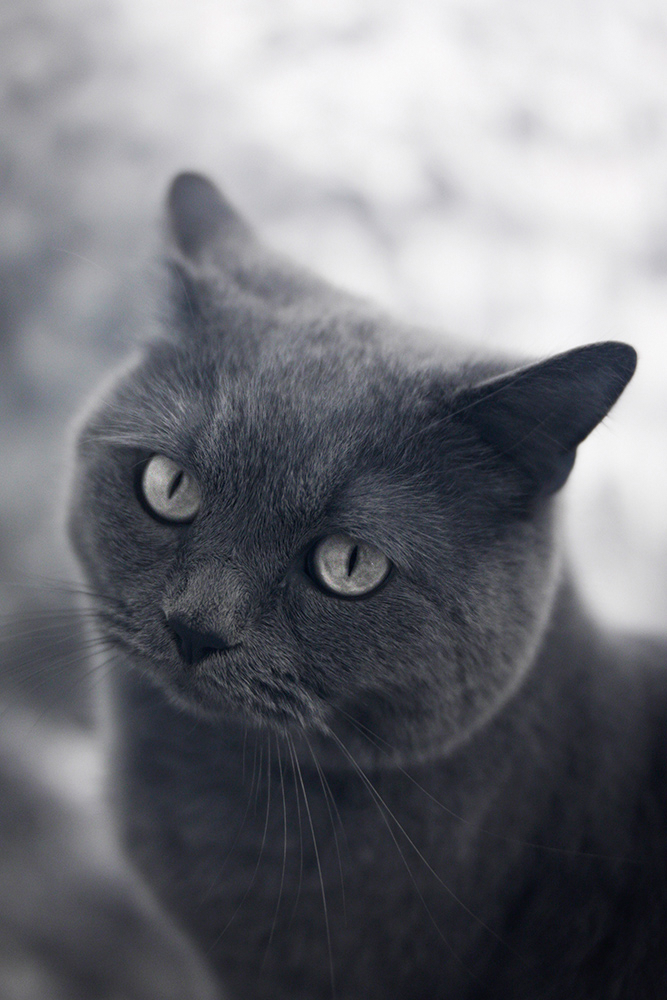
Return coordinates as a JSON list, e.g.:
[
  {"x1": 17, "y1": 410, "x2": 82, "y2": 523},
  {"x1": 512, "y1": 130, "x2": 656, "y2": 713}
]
[{"x1": 166, "y1": 616, "x2": 240, "y2": 666}]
